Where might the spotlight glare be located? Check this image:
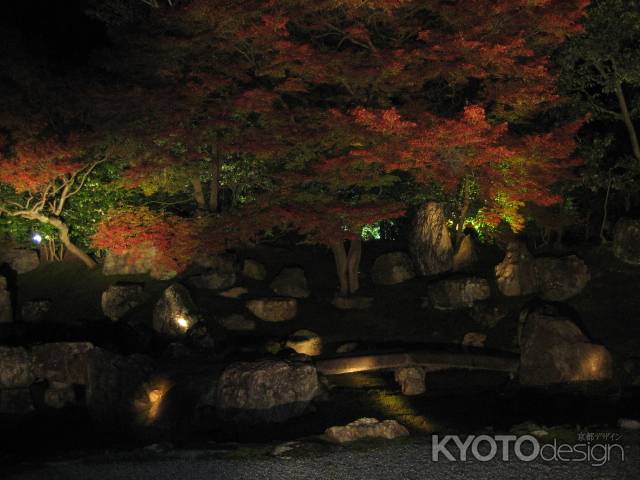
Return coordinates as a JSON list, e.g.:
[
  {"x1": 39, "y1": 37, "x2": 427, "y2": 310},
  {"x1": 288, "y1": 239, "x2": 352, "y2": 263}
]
[{"x1": 176, "y1": 316, "x2": 189, "y2": 330}]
